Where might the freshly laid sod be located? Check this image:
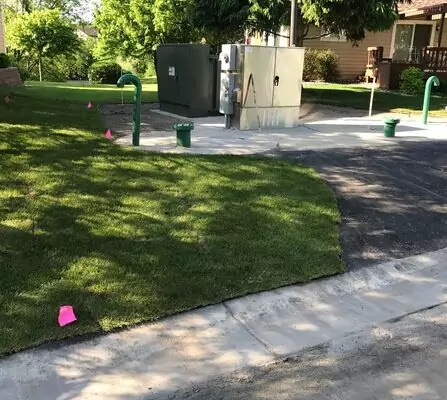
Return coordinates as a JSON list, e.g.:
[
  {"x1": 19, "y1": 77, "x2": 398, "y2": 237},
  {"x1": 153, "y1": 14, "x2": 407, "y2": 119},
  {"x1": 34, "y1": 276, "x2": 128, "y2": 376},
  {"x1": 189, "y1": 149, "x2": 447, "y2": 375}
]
[
  {"x1": 303, "y1": 83, "x2": 447, "y2": 117},
  {"x1": 0, "y1": 83, "x2": 343, "y2": 356}
]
